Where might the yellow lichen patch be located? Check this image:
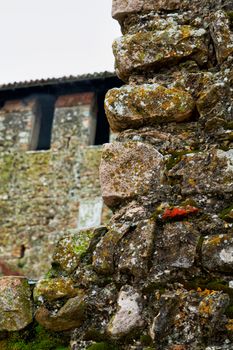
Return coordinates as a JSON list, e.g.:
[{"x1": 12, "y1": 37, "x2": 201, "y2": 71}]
[
  {"x1": 105, "y1": 84, "x2": 195, "y2": 132},
  {"x1": 197, "y1": 288, "x2": 216, "y2": 297},
  {"x1": 226, "y1": 319, "x2": 233, "y2": 331},
  {"x1": 113, "y1": 23, "x2": 207, "y2": 80},
  {"x1": 199, "y1": 298, "x2": 215, "y2": 316},
  {"x1": 181, "y1": 25, "x2": 192, "y2": 39},
  {"x1": 33, "y1": 277, "x2": 79, "y2": 302},
  {"x1": 188, "y1": 178, "x2": 196, "y2": 187},
  {"x1": 204, "y1": 236, "x2": 224, "y2": 246}
]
